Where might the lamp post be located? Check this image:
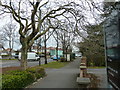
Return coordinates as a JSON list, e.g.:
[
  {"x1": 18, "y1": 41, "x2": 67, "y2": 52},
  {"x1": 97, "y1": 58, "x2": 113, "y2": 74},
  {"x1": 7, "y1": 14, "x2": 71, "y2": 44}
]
[{"x1": 38, "y1": 8, "x2": 41, "y2": 66}]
